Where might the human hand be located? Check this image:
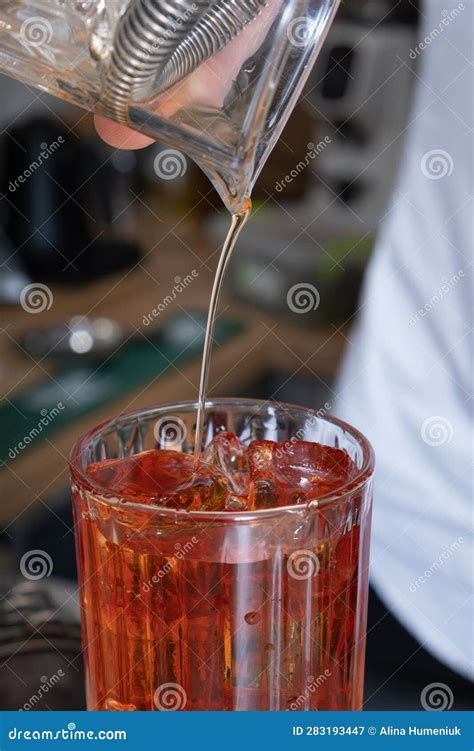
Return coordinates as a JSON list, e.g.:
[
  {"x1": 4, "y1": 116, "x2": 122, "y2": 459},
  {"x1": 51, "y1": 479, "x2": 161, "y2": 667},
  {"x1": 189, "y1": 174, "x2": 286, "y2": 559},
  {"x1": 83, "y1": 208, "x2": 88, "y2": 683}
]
[{"x1": 94, "y1": 2, "x2": 280, "y2": 150}]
